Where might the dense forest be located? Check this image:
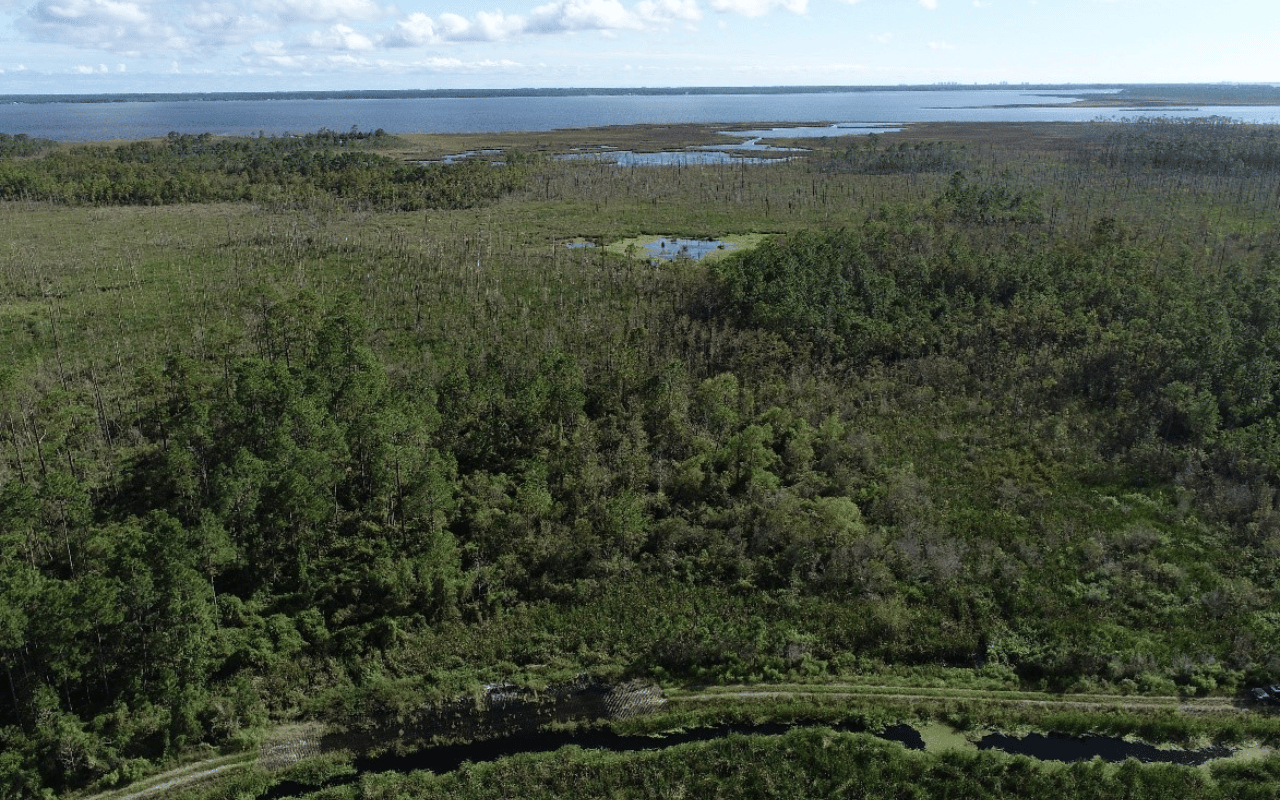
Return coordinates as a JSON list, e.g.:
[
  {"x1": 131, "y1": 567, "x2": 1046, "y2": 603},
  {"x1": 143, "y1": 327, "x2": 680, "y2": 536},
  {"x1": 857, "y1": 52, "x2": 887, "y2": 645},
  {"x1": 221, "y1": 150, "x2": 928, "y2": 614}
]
[{"x1": 2, "y1": 117, "x2": 1280, "y2": 797}]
